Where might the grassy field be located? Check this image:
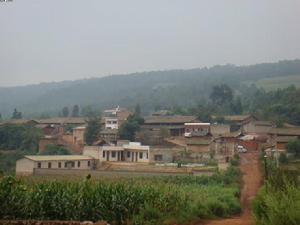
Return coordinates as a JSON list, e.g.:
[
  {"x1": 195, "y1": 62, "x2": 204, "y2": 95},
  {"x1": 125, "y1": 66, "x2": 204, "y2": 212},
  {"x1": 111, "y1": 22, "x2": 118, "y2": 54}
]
[
  {"x1": 0, "y1": 166, "x2": 241, "y2": 225},
  {"x1": 244, "y1": 75, "x2": 300, "y2": 91}
]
